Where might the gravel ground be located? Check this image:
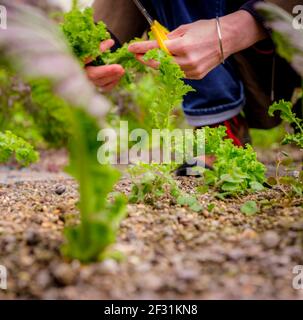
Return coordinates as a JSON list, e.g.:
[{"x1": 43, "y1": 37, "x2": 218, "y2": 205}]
[{"x1": 0, "y1": 148, "x2": 302, "y2": 300}]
